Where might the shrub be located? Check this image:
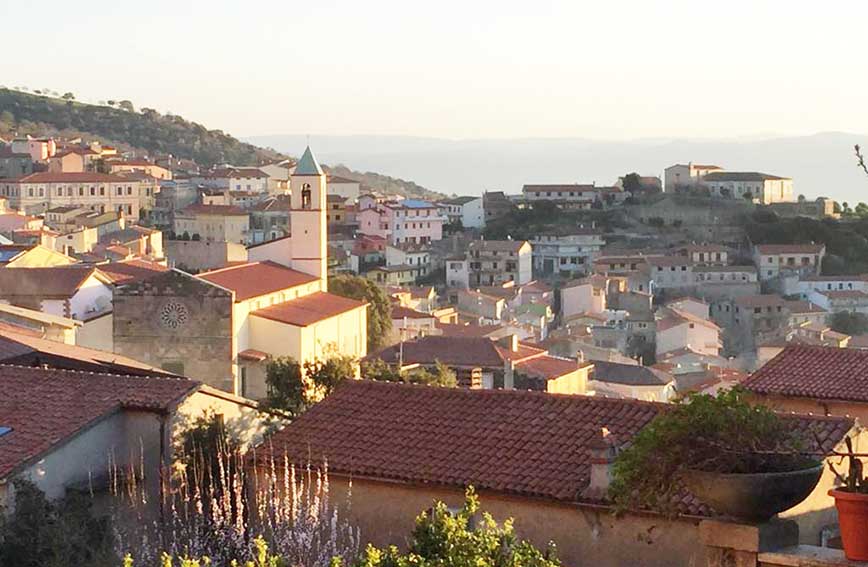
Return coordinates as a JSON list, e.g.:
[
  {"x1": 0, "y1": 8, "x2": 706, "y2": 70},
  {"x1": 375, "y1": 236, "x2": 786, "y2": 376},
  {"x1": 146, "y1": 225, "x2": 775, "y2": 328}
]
[
  {"x1": 345, "y1": 487, "x2": 560, "y2": 567},
  {"x1": 609, "y1": 388, "x2": 814, "y2": 515},
  {"x1": 0, "y1": 479, "x2": 116, "y2": 567}
]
